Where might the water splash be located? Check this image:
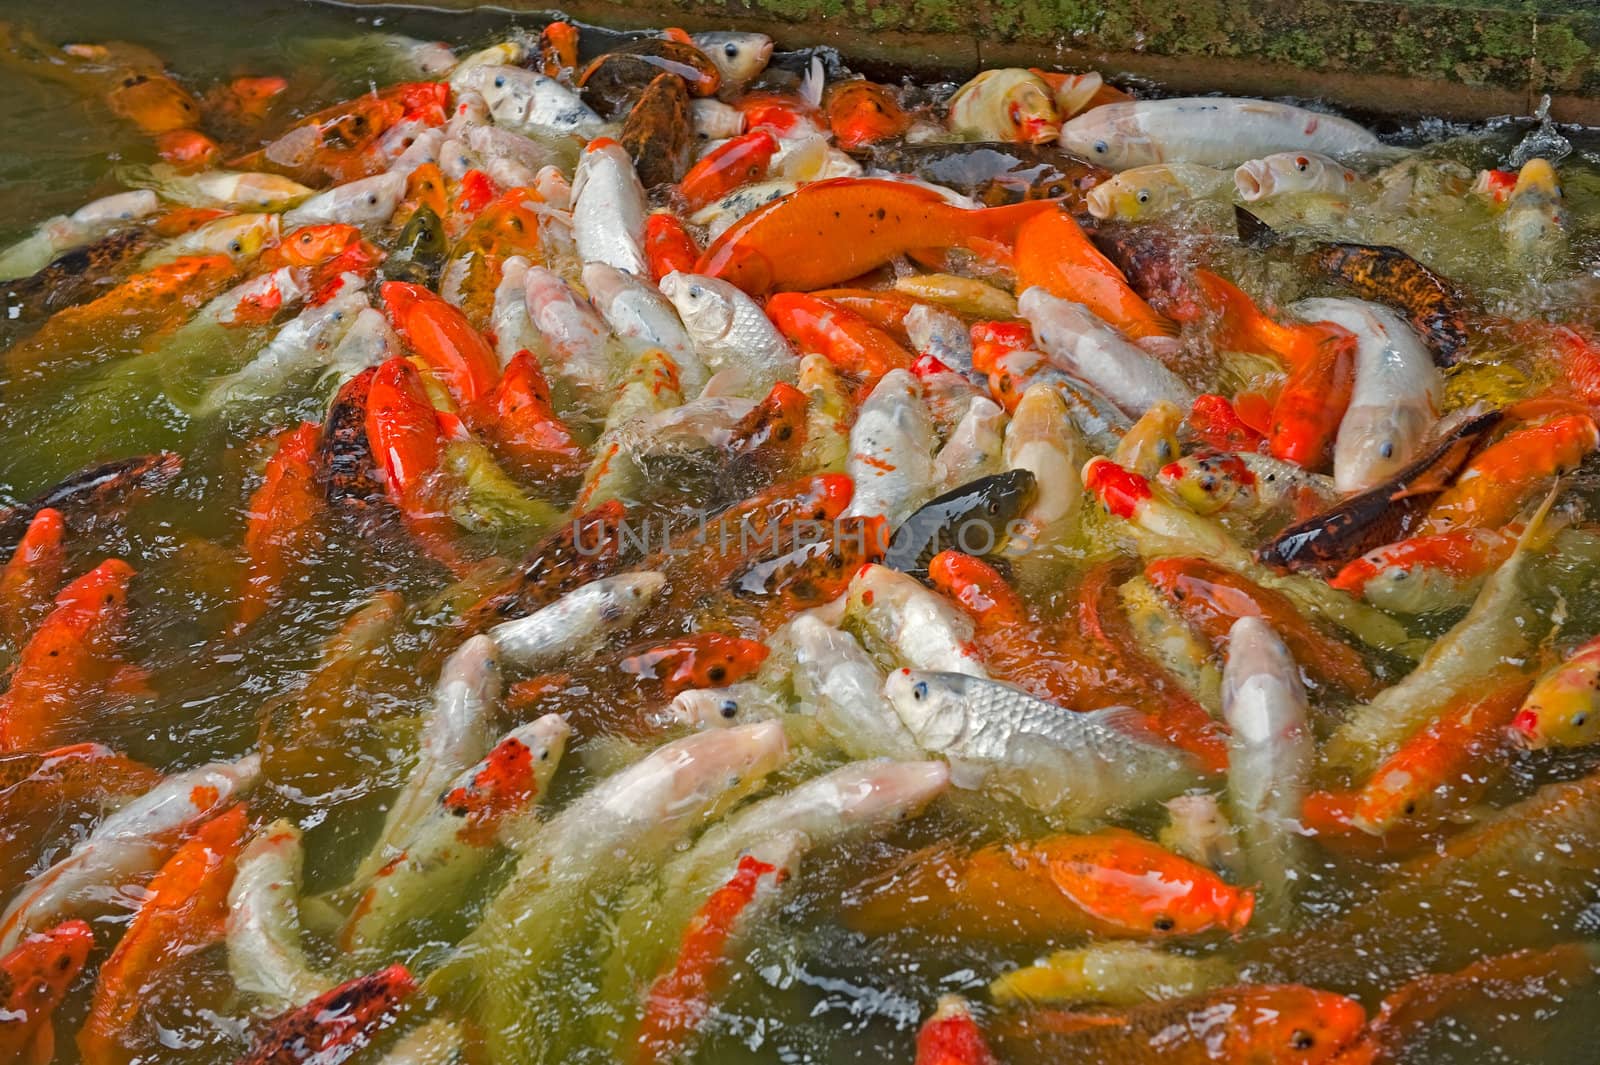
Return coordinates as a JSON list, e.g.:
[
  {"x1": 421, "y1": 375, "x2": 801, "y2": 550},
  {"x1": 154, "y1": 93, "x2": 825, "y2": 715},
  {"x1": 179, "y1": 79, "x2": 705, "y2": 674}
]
[{"x1": 1508, "y1": 94, "x2": 1573, "y2": 168}]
